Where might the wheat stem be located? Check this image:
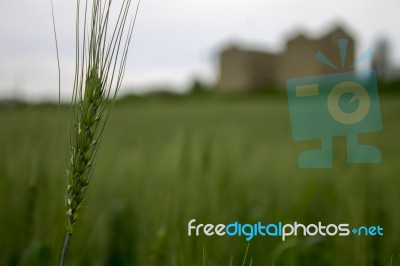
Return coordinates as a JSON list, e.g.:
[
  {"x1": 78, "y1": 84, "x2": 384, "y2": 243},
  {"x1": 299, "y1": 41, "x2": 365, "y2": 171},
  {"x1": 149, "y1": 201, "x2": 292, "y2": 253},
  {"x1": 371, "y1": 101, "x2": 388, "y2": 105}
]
[{"x1": 60, "y1": 232, "x2": 72, "y2": 266}]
